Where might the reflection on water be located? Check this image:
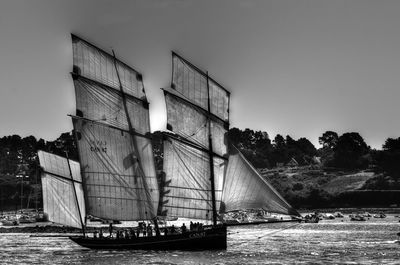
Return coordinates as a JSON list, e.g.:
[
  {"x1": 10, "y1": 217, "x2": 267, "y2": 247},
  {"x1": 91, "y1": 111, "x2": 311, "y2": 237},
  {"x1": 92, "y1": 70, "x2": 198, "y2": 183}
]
[{"x1": 1, "y1": 217, "x2": 399, "y2": 264}]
